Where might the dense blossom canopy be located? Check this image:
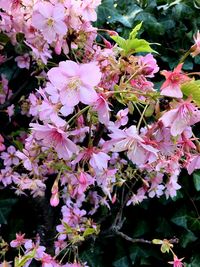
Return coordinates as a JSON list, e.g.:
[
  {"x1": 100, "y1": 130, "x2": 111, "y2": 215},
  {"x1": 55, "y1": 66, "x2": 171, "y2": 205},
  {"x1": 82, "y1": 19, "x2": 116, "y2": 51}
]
[{"x1": 1, "y1": 0, "x2": 200, "y2": 266}]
